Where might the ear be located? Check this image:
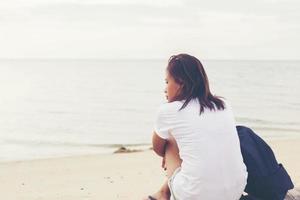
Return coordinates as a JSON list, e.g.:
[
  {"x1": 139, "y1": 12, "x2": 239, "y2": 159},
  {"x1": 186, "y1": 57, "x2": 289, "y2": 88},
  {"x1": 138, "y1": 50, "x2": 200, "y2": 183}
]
[
  {"x1": 176, "y1": 82, "x2": 184, "y2": 95},
  {"x1": 178, "y1": 80, "x2": 184, "y2": 89},
  {"x1": 176, "y1": 78, "x2": 184, "y2": 85}
]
